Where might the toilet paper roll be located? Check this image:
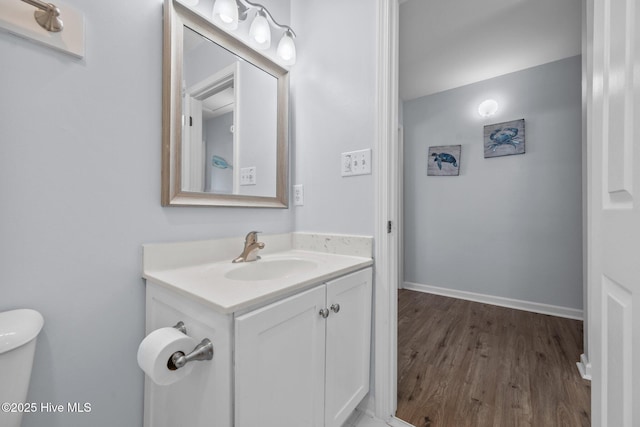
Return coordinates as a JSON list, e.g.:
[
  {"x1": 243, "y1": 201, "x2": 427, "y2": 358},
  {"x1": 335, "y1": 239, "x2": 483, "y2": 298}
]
[{"x1": 137, "y1": 327, "x2": 197, "y2": 386}]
